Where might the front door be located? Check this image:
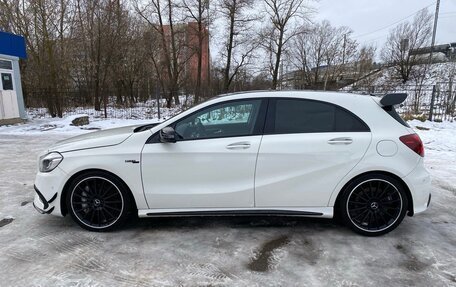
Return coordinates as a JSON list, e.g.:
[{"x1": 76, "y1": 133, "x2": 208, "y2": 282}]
[{"x1": 141, "y1": 98, "x2": 266, "y2": 209}]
